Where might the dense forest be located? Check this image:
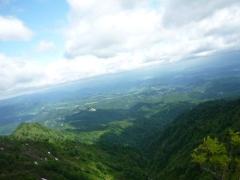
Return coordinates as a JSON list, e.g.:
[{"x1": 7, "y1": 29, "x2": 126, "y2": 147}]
[{"x1": 149, "y1": 99, "x2": 240, "y2": 179}]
